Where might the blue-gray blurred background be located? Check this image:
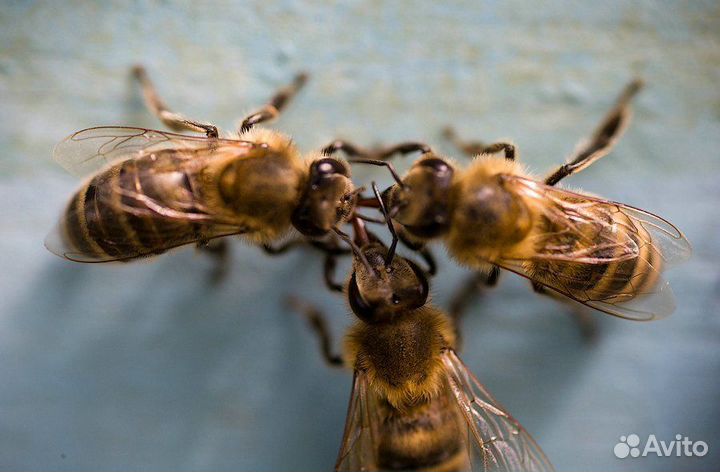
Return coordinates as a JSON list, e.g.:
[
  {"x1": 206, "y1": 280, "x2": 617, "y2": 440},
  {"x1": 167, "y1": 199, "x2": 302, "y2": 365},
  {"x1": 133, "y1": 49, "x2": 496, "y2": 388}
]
[{"x1": 1, "y1": 1, "x2": 718, "y2": 471}]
